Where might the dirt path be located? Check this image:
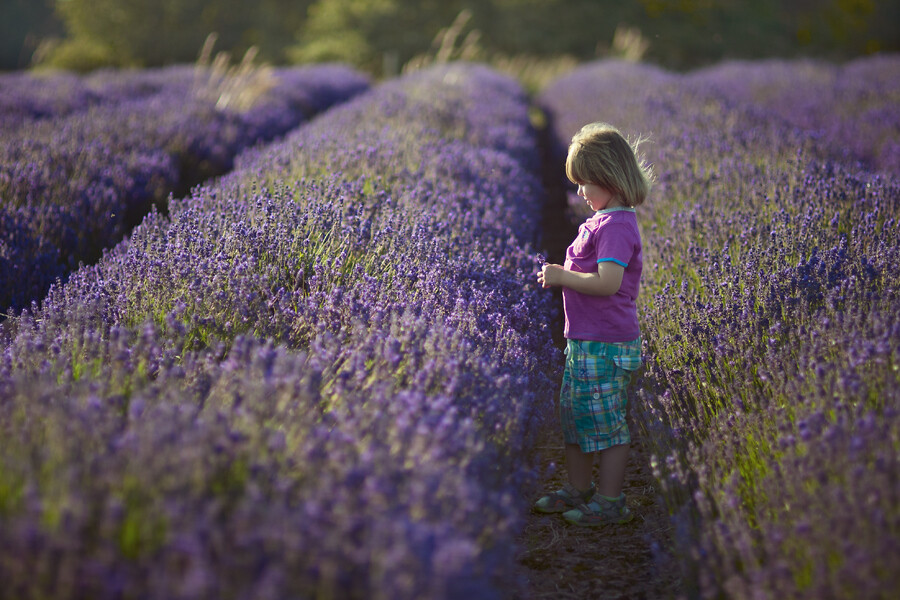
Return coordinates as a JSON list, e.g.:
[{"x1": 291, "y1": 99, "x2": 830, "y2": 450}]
[
  {"x1": 513, "y1": 117, "x2": 684, "y2": 599},
  {"x1": 514, "y1": 422, "x2": 683, "y2": 599}
]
